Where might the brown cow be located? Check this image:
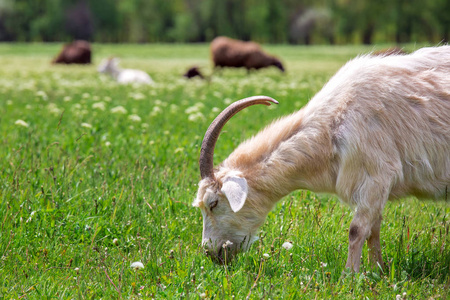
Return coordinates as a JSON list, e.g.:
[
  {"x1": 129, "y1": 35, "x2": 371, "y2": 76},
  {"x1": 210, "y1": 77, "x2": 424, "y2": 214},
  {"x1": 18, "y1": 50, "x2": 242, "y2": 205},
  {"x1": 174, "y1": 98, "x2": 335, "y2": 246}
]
[{"x1": 52, "y1": 40, "x2": 91, "y2": 64}]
